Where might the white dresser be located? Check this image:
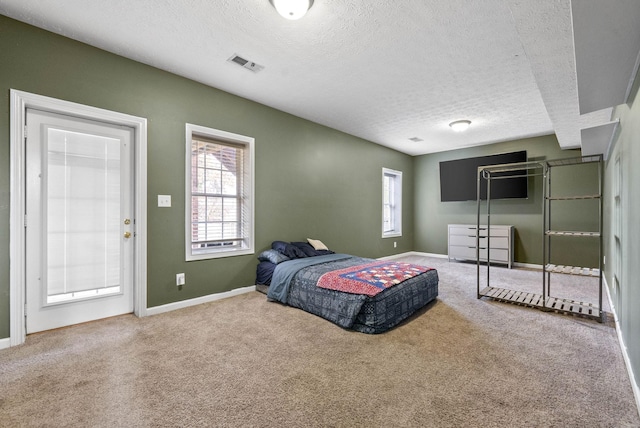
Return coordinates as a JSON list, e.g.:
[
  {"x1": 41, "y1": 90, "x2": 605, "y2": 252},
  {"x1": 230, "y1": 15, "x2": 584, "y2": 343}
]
[{"x1": 448, "y1": 224, "x2": 514, "y2": 268}]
